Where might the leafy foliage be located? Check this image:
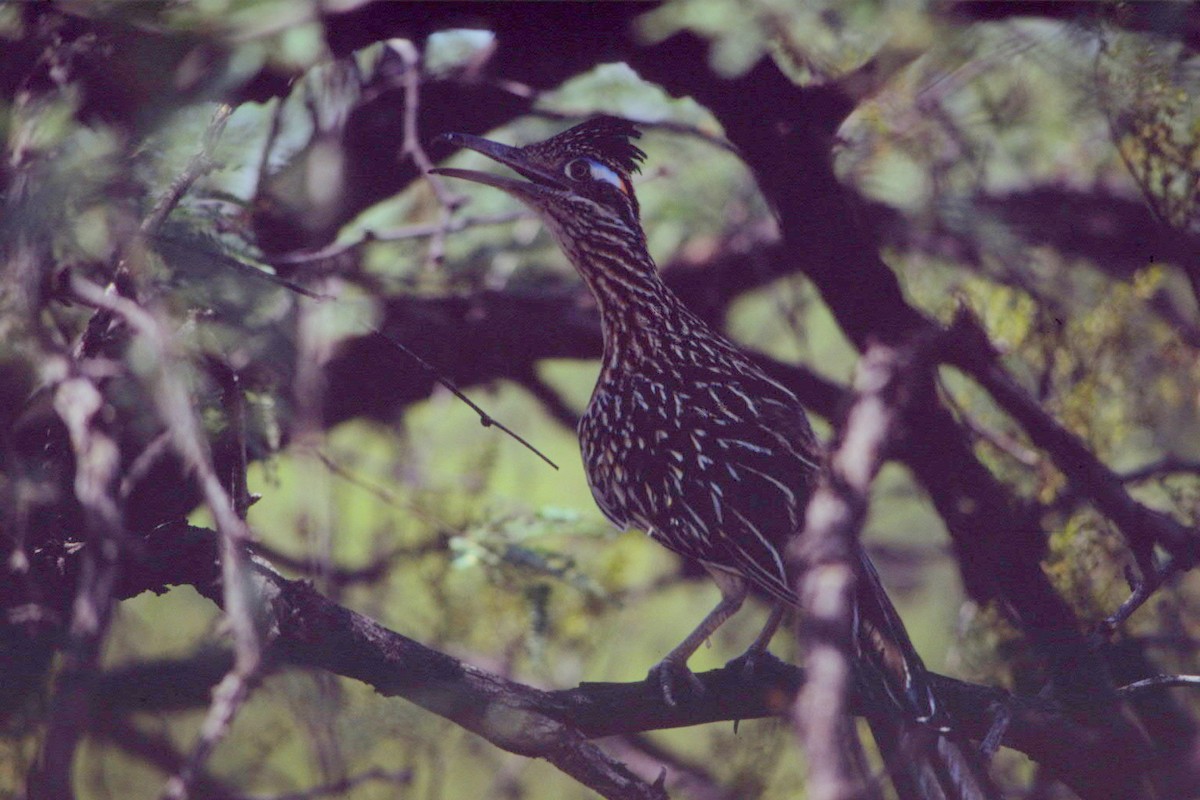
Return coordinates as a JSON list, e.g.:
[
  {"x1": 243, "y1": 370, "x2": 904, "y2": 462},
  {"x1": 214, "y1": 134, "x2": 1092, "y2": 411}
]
[{"x1": 3, "y1": 3, "x2": 1200, "y2": 800}]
